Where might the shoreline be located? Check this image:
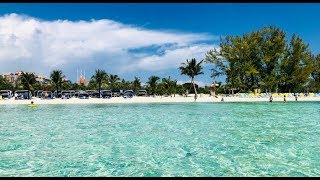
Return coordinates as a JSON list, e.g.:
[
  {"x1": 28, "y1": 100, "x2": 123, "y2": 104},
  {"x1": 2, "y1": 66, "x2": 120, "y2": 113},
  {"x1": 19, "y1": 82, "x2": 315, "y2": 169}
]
[{"x1": 1, "y1": 94, "x2": 320, "y2": 105}]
